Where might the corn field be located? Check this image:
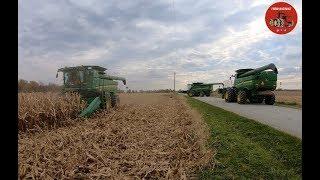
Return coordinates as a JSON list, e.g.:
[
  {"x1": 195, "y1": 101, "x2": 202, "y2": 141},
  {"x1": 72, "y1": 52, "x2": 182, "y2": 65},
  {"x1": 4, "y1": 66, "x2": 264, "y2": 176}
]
[{"x1": 18, "y1": 92, "x2": 86, "y2": 132}]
